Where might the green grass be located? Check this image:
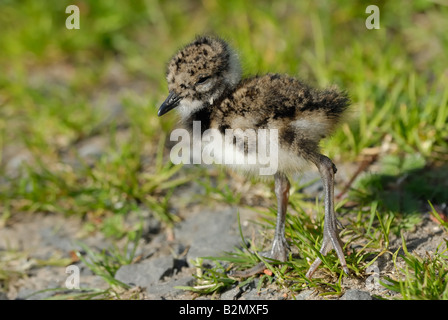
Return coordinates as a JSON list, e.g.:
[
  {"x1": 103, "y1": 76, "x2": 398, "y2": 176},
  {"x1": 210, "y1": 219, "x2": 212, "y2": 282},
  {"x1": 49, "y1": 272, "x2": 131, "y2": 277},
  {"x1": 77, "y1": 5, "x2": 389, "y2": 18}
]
[
  {"x1": 0, "y1": 0, "x2": 447, "y2": 299},
  {"x1": 21, "y1": 233, "x2": 143, "y2": 300}
]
